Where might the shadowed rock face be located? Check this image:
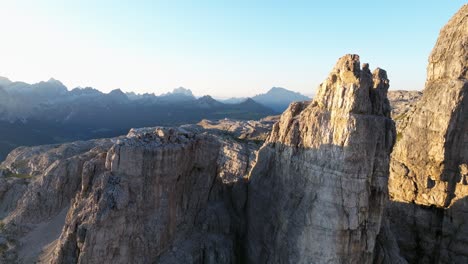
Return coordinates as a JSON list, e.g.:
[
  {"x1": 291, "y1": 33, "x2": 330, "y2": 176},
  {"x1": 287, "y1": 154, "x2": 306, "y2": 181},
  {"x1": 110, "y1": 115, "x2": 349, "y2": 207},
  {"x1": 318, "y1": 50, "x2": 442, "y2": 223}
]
[
  {"x1": 51, "y1": 128, "x2": 229, "y2": 264},
  {"x1": 247, "y1": 54, "x2": 396, "y2": 264},
  {"x1": 0, "y1": 125, "x2": 258, "y2": 263},
  {"x1": 386, "y1": 4, "x2": 468, "y2": 264},
  {"x1": 44, "y1": 127, "x2": 261, "y2": 264},
  {"x1": 0, "y1": 139, "x2": 116, "y2": 263}
]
